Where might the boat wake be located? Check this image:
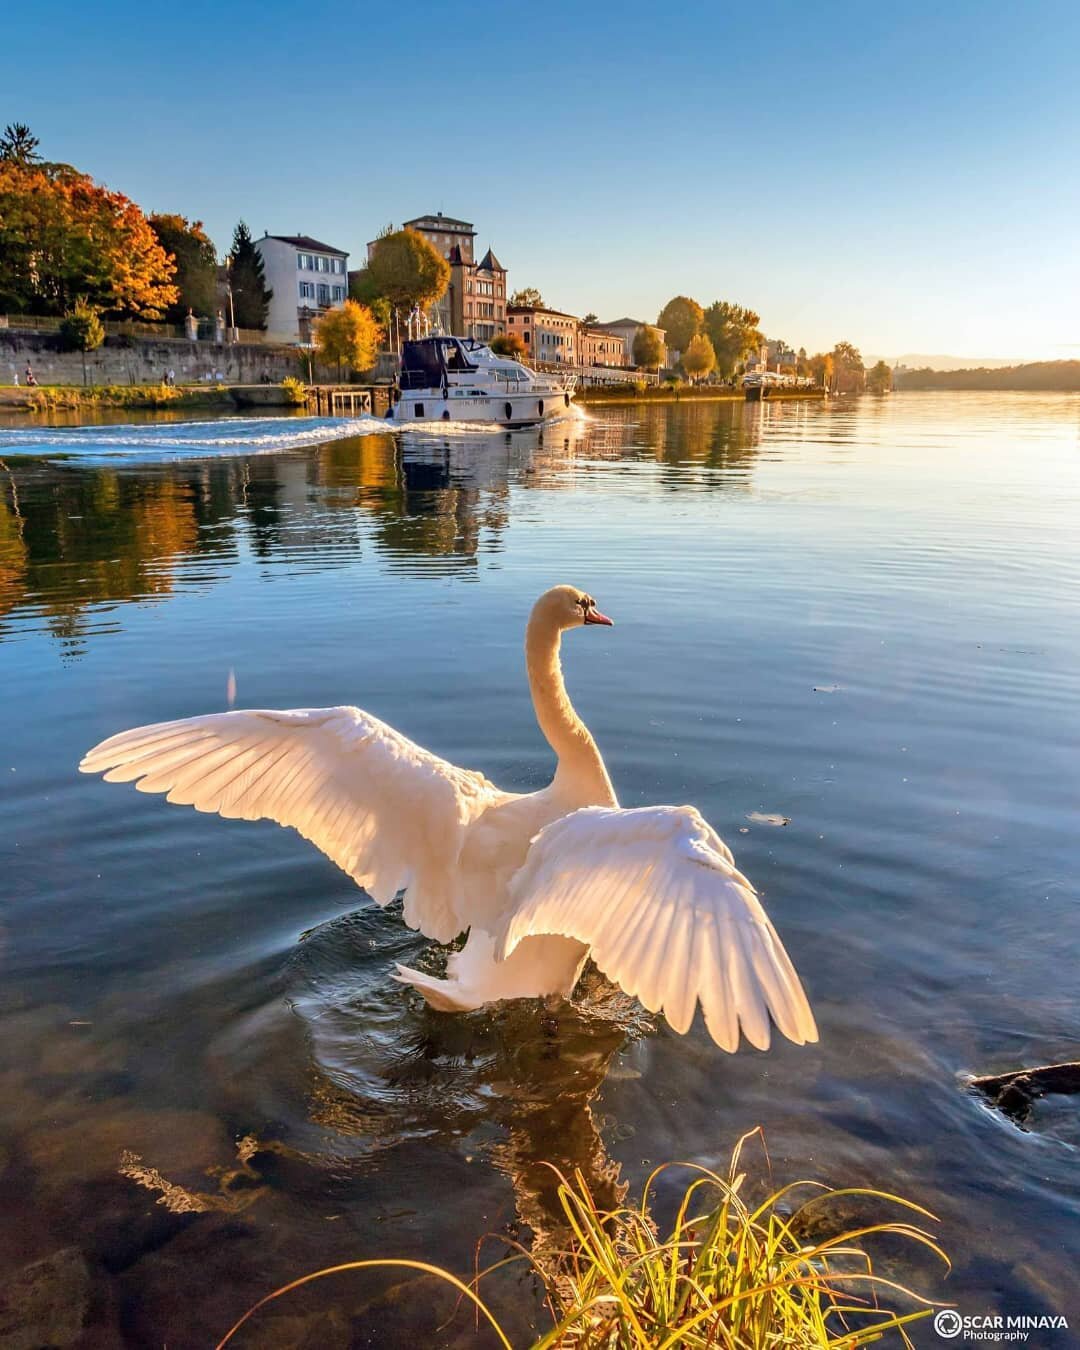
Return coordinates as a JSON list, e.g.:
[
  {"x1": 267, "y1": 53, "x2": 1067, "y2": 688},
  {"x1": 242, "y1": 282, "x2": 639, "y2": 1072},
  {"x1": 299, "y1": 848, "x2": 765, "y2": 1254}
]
[
  {"x1": 0, "y1": 406, "x2": 588, "y2": 463},
  {"x1": 0, "y1": 414, "x2": 392, "y2": 462}
]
